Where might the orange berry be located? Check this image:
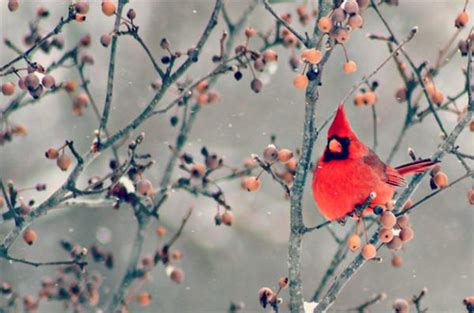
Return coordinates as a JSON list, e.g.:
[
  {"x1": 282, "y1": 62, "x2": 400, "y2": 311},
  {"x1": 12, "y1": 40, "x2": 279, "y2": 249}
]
[
  {"x1": 137, "y1": 292, "x2": 151, "y2": 306},
  {"x1": 23, "y1": 228, "x2": 37, "y2": 245},
  {"x1": 433, "y1": 171, "x2": 448, "y2": 188},
  {"x1": 391, "y1": 255, "x2": 403, "y2": 267},
  {"x1": 387, "y1": 236, "x2": 403, "y2": 251},
  {"x1": 286, "y1": 158, "x2": 298, "y2": 171},
  {"x1": 45, "y1": 148, "x2": 59, "y2": 159},
  {"x1": 64, "y1": 80, "x2": 78, "y2": 92},
  {"x1": 380, "y1": 211, "x2": 396, "y2": 229},
  {"x1": 318, "y1": 16, "x2": 333, "y2": 33},
  {"x1": 263, "y1": 49, "x2": 278, "y2": 63},
  {"x1": 156, "y1": 226, "x2": 167, "y2": 237},
  {"x1": 243, "y1": 176, "x2": 261, "y2": 192},
  {"x1": 278, "y1": 149, "x2": 294, "y2": 163},
  {"x1": 75, "y1": 14, "x2": 86, "y2": 22},
  {"x1": 347, "y1": 234, "x2": 361, "y2": 252},
  {"x1": 0, "y1": 196, "x2": 4, "y2": 208},
  {"x1": 455, "y1": 11, "x2": 469, "y2": 28},
  {"x1": 470, "y1": 120, "x2": 474, "y2": 132},
  {"x1": 361, "y1": 244, "x2": 376, "y2": 260},
  {"x1": 353, "y1": 92, "x2": 365, "y2": 107},
  {"x1": 171, "y1": 250, "x2": 183, "y2": 260},
  {"x1": 245, "y1": 27, "x2": 257, "y2": 38},
  {"x1": 196, "y1": 80, "x2": 209, "y2": 94},
  {"x1": 378, "y1": 228, "x2": 394, "y2": 243},
  {"x1": 137, "y1": 179, "x2": 153, "y2": 196},
  {"x1": 197, "y1": 93, "x2": 209, "y2": 106},
  {"x1": 396, "y1": 214, "x2": 410, "y2": 228},
  {"x1": 334, "y1": 28, "x2": 350, "y2": 44},
  {"x1": 347, "y1": 14, "x2": 363, "y2": 29},
  {"x1": 343, "y1": 60, "x2": 357, "y2": 74},
  {"x1": 393, "y1": 299, "x2": 409, "y2": 313},
  {"x1": 399, "y1": 227, "x2": 414, "y2": 242},
  {"x1": 293, "y1": 74, "x2": 309, "y2": 90},
  {"x1": 244, "y1": 158, "x2": 256, "y2": 168},
  {"x1": 2, "y1": 82, "x2": 16, "y2": 96},
  {"x1": 57, "y1": 154, "x2": 72, "y2": 171},
  {"x1": 363, "y1": 91, "x2": 377, "y2": 105},
  {"x1": 221, "y1": 211, "x2": 234, "y2": 226},
  {"x1": 101, "y1": 0, "x2": 116, "y2": 16},
  {"x1": 12, "y1": 124, "x2": 27, "y2": 136},
  {"x1": 301, "y1": 49, "x2": 322, "y2": 65}
]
